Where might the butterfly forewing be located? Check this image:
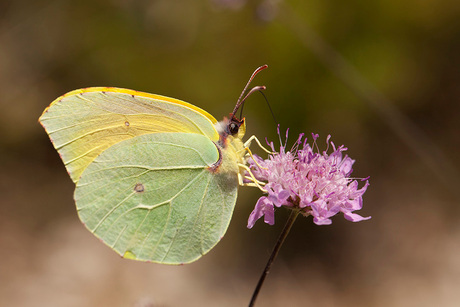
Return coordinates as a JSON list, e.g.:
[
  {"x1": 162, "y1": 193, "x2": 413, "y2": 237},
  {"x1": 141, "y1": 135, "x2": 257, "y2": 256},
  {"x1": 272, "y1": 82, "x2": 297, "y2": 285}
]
[{"x1": 39, "y1": 88, "x2": 219, "y2": 182}]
